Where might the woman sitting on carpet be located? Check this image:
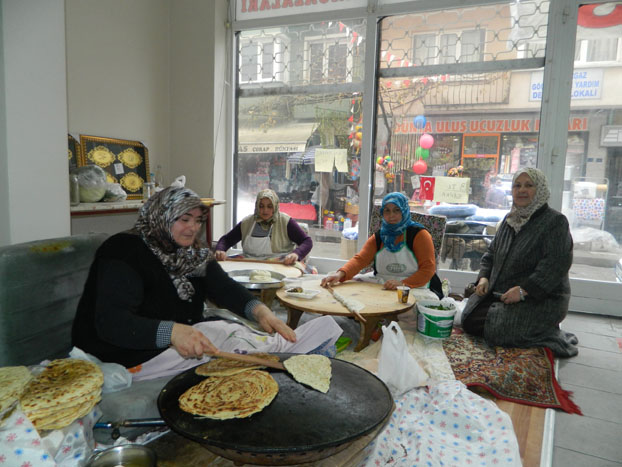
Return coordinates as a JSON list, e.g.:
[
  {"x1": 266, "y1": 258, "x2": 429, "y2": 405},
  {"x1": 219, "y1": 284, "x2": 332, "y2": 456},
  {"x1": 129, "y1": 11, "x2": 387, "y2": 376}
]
[
  {"x1": 461, "y1": 167, "x2": 578, "y2": 357},
  {"x1": 72, "y1": 186, "x2": 340, "y2": 372},
  {"x1": 321, "y1": 192, "x2": 442, "y2": 297},
  {"x1": 214, "y1": 189, "x2": 313, "y2": 266}
]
